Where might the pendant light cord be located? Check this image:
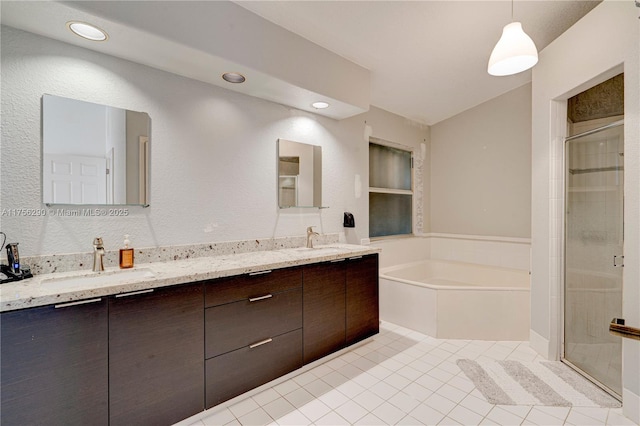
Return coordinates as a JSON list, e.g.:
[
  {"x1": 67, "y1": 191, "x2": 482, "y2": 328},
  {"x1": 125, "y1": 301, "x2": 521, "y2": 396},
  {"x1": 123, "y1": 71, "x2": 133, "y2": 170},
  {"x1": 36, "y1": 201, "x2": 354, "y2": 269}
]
[{"x1": 511, "y1": 0, "x2": 514, "y2": 21}]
